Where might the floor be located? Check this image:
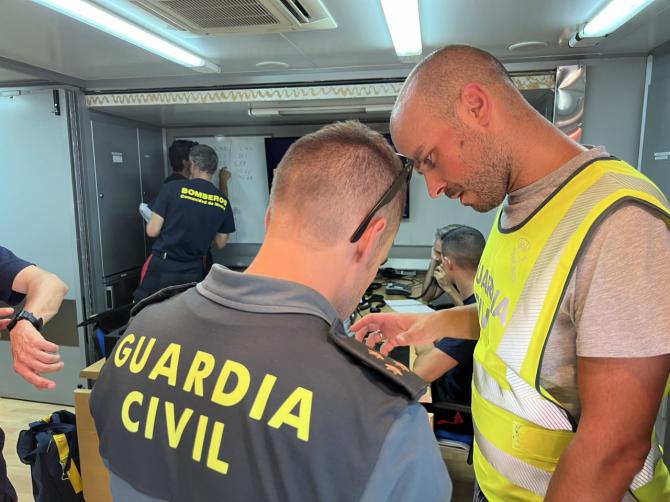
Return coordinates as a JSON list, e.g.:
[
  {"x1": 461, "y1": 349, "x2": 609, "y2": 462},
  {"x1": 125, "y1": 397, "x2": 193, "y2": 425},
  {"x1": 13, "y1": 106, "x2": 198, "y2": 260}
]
[
  {"x1": 442, "y1": 445, "x2": 476, "y2": 501},
  {"x1": 0, "y1": 397, "x2": 75, "y2": 501}
]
